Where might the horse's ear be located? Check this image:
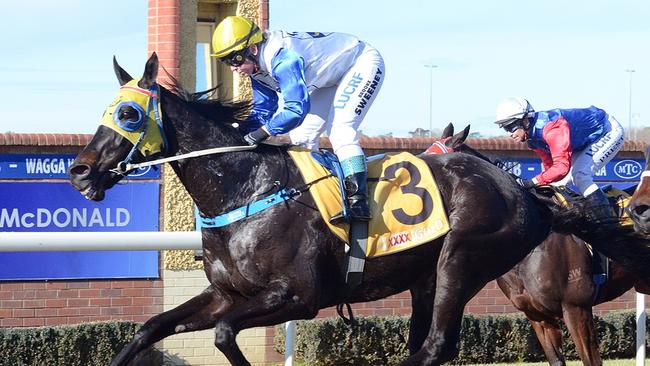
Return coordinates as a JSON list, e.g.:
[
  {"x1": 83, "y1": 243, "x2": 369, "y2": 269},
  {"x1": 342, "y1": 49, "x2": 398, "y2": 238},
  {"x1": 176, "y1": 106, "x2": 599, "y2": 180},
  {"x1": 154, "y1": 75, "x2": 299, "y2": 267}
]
[
  {"x1": 460, "y1": 125, "x2": 470, "y2": 139},
  {"x1": 138, "y1": 52, "x2": 159, "y2": 89},
  {"x1": 441, "y1": 123, "x2": 454, "y2": 138},
  {"x1": 448, "y1": 125, "x2": 471, "y2": 150},
  {"x1": 113, "y1": 56, "x2": 133, "y2": 86}
]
